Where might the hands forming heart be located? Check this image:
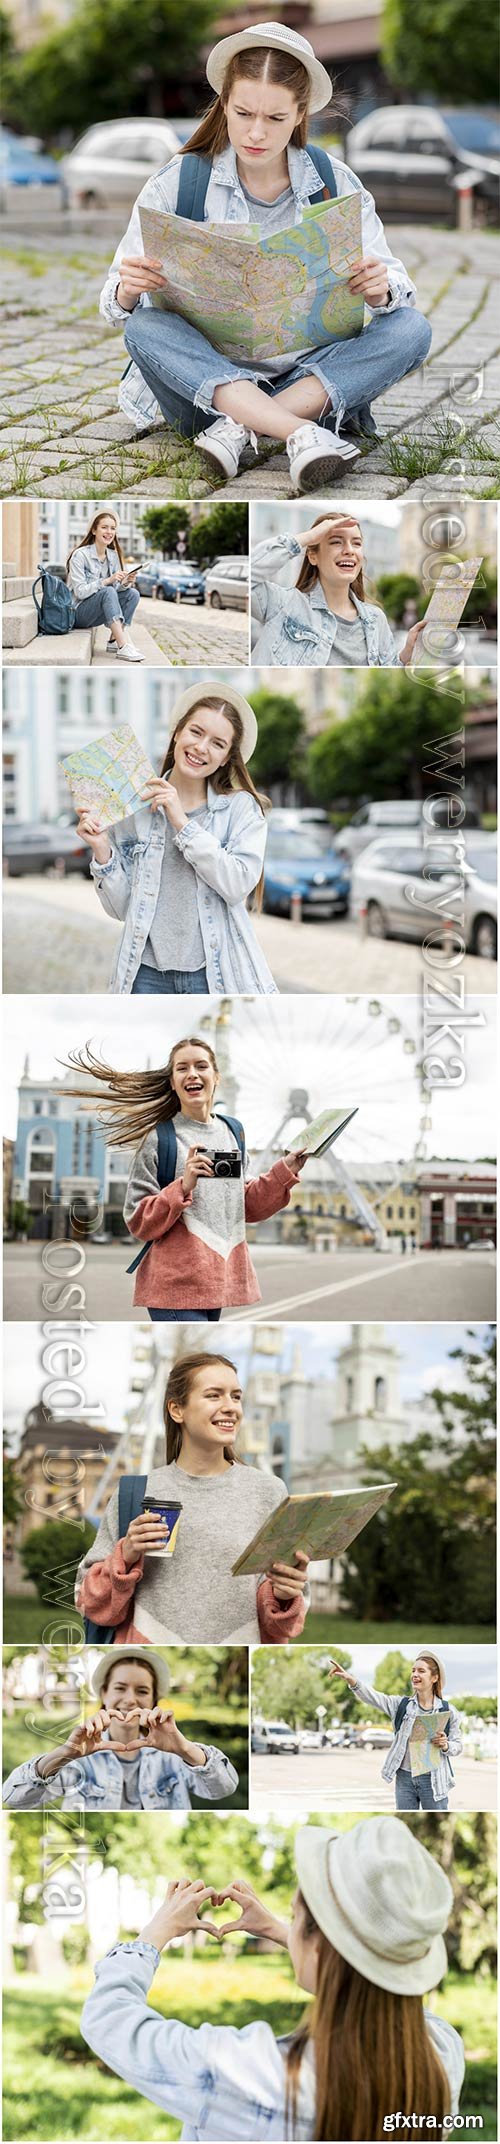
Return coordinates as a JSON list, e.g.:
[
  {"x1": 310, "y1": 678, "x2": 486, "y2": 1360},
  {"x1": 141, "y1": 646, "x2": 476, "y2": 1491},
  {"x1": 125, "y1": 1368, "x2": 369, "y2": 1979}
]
[{"x1": 158, "y1": 1877, "x2": 274, "y2": 1944}]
